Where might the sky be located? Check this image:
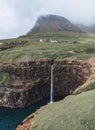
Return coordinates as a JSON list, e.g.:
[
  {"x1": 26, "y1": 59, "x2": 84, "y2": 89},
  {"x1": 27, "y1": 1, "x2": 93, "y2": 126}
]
[{"x1": 0, "y1": 0, "x2": 95, "y2": 39}]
